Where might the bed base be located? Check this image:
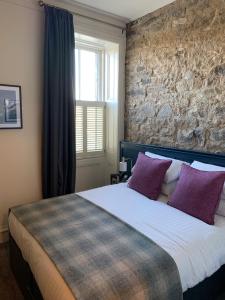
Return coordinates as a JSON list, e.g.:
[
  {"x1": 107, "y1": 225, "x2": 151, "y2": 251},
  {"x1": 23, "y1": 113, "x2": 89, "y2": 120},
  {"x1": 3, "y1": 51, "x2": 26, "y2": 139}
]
[
  {"x1": 9, "y1": 233, "x2": 225, "y2": 300},
  {"x1": 9, "y1": 234, "x2": 43, "y2": 300}
]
